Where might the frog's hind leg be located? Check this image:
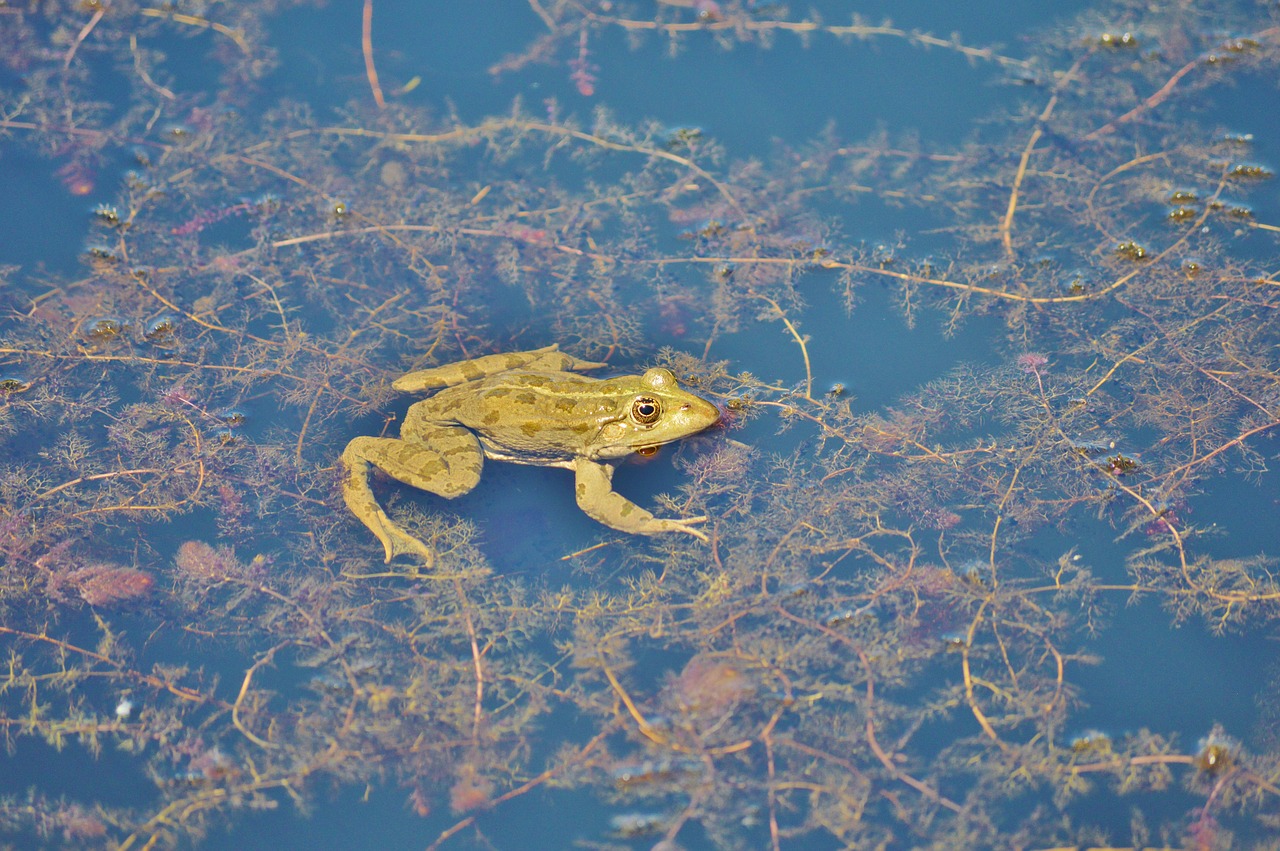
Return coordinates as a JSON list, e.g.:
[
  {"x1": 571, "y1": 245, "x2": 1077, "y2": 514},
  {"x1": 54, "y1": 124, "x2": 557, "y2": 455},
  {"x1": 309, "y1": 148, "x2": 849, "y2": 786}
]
[
  {"x1": 341, "y1": 428, "x2": 483, "y2": 563},
  {"x1": 393, "y1": 345, "x2": 608, "y2": 393}
]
